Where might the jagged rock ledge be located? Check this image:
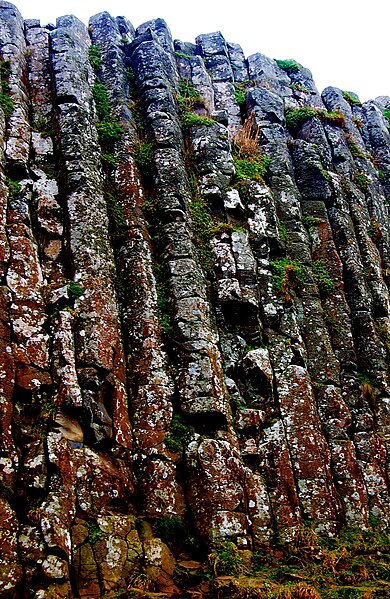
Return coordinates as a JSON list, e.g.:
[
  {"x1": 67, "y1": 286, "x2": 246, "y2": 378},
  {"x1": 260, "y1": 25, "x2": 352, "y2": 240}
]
[{"x1": 0, "y1": 1, "x2": 389, "y2": 597}]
